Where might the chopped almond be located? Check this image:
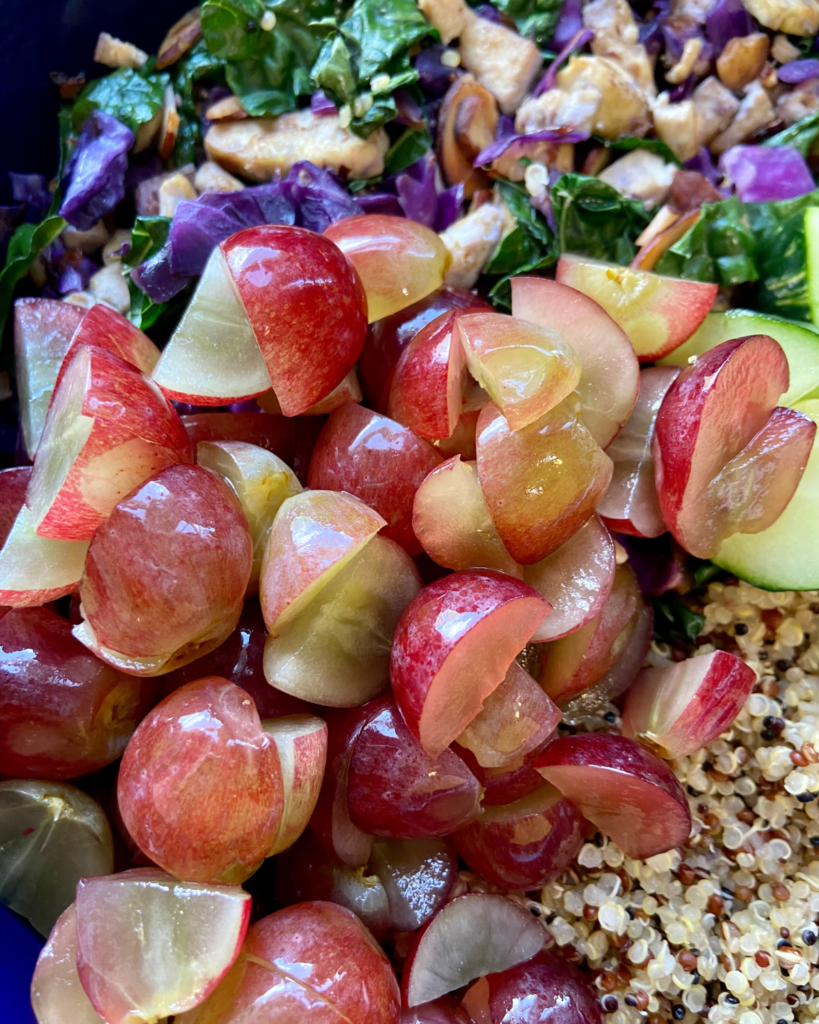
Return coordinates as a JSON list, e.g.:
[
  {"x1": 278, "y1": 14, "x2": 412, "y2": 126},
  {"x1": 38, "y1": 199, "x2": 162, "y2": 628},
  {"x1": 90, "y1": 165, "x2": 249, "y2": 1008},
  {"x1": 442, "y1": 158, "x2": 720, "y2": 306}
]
[
  {"x1": 93, "y1": 32, "x2": 148, "y2": 70},
  {"x1": 156, "y1": 8, "x2": 202, "y2": 69}
]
